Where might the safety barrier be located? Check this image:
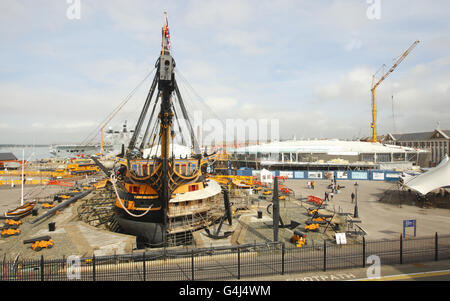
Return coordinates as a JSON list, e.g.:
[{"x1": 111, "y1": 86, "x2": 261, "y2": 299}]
[
  {"x1": 266, "y1": 170, "x2": 401, "y2": 182},
  {"x1": 1, "y1": 233, "x2": 449, "y2": 281}
]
